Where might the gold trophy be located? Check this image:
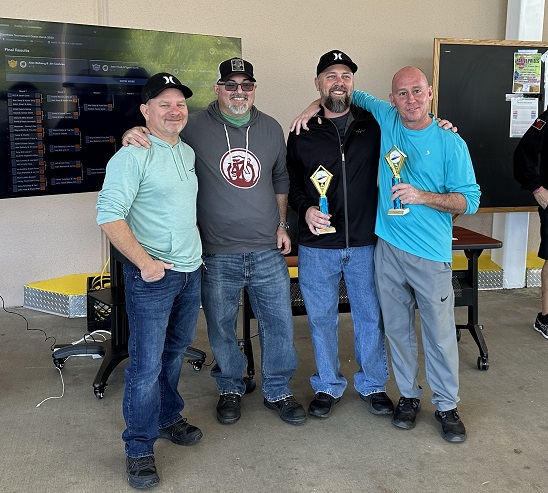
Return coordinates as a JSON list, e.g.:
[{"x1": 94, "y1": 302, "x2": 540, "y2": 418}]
[
  {"x1": 310, "y1": 165, "x2": 336, "y2": 234},
  {"x1": 385, "y1": 145, "x2": 410, "y2": 216}
]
